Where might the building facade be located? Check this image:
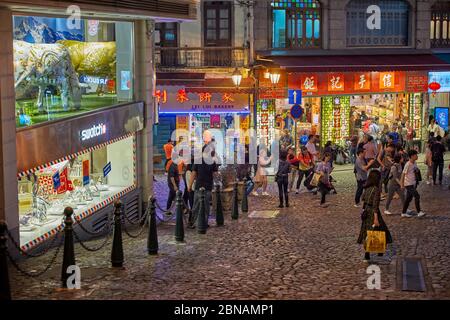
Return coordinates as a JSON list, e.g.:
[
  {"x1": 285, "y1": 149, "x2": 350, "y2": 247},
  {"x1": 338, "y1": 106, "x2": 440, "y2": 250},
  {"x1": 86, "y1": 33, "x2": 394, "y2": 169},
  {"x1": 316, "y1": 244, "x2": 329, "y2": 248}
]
[
  {"x1": 154, "y1": 0, "x2": 253, "y2": 168},
  {"x1": 0, "y1": 0, "x2": 197, "y2": 251},
  {"x1": 251, "y1": 0, "x2": 450, "y2": 149}
]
